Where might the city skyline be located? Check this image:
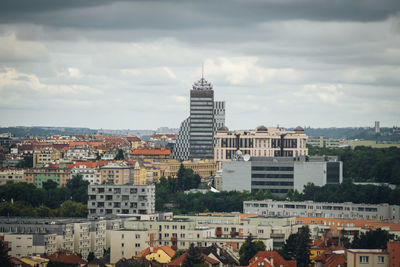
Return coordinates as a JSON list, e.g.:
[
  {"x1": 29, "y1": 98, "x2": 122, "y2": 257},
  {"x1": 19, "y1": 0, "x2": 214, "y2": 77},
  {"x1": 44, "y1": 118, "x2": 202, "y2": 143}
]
[{"x1": 0, "y1": 0, "x2": 400, "y2": 129}]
